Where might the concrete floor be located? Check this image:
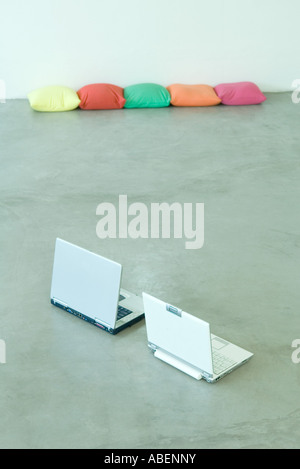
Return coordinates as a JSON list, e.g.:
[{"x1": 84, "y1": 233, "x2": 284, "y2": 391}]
[{"x1": 0, "y1": 93, "x2": 300, "y2": 449}]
